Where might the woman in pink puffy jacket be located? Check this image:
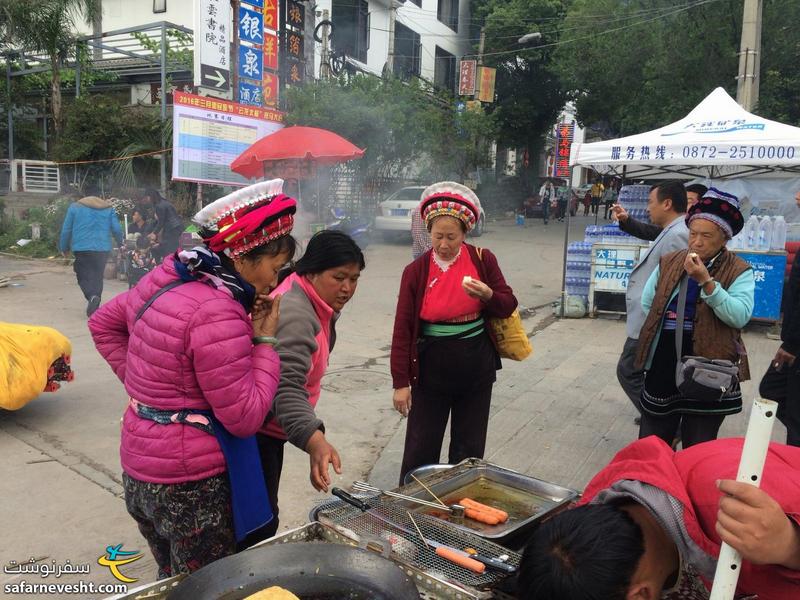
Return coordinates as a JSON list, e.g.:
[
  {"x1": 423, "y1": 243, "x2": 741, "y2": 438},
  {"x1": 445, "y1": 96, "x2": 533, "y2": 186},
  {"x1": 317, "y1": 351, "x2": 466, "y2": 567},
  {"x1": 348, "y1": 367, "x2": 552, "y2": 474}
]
[{"x1": 89, "y1": 180, "x2": 296, "y2": 578}]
